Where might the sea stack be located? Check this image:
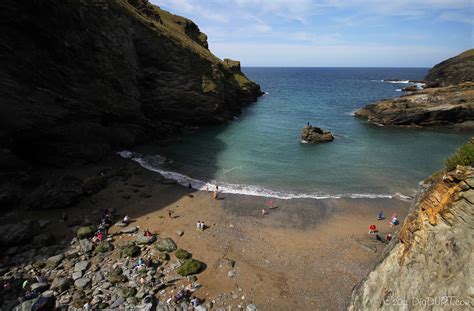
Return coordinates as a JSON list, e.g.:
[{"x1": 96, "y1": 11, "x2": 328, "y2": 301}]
[{"x1": 301, "y1": 125, "x2": 334, "y2": 143}]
